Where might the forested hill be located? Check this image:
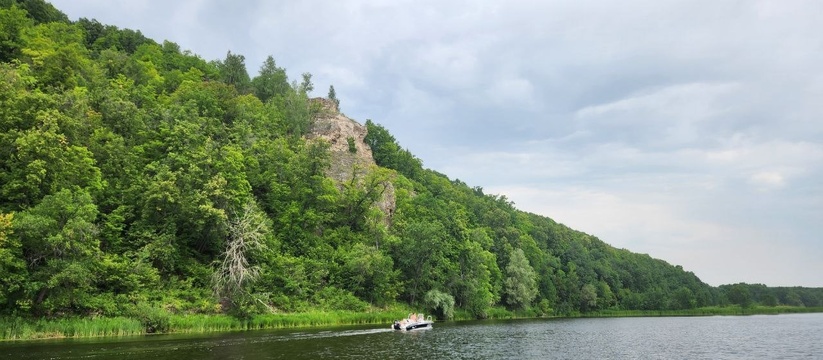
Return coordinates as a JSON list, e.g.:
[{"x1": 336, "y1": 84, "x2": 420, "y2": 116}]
[{"x1": 1, "y1": 1, "x2": 820, "y2": 321}]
